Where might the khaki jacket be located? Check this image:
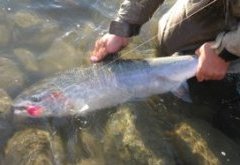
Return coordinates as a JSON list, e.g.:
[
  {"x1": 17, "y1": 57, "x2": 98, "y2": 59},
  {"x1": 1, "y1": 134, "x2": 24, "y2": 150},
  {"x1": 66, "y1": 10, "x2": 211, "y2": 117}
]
[
  {"x1": 112, "y1": 0, "x2": 240, "y2": 58},
  {"x1": 116, "y1": 0, "x2": 163, "y2": 25},
  {"x1": 217, "y1": 0, "x2": 240, "y2": 57},
  {"x1": 230, "y1": 0, "x2": 240, "y2": 17}
]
